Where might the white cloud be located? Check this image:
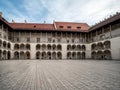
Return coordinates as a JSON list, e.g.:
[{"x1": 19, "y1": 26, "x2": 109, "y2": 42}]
[{"x1": 1, "y1": 0, "x2": 120, "y2": 25}]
